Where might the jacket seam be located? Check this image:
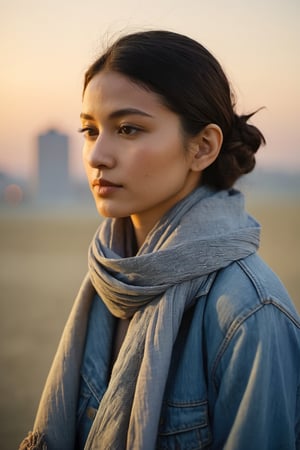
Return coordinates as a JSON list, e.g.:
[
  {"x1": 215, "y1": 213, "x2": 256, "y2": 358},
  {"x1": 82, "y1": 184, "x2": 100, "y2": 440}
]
[
  {"x1": 81, "y1": 372, "x2": 102, "y2": 403},
  {"x1": 159, "y1": 423, "x2": 207, "y2": 436},
  {"x1": 237, "y1": 259, "x2": 300, "y2": 327},
  {"x1": 259, "y1": 299, "x2": 300, "y2": 327},
  {"x1": 166, "y1": 399, "x2": 208, "y2": 408},
  {"x1": 211, "y1": 301, "x2": 300, "y2": 393},
  {"x1": 211, "y1": 302, "x2": 263, "y2": 393}
]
